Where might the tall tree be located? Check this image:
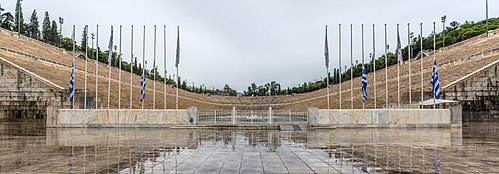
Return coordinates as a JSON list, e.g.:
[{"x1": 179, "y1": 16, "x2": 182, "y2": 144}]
[
  {"x1": 14, "y1": 0, "x2": 25, "y2": 34},
  {"x1": 42, "y1": 11, "x2": 51, "y2": 41},
  {"x1": 80, "y1": 27, "x2": 88, "y2": 52},
  {"x1": 50, "y1": 20, "x2": 58, "y2": 44},
  {"x1": 28, "y1": 9, "x2": 40, "y2": 39}
]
